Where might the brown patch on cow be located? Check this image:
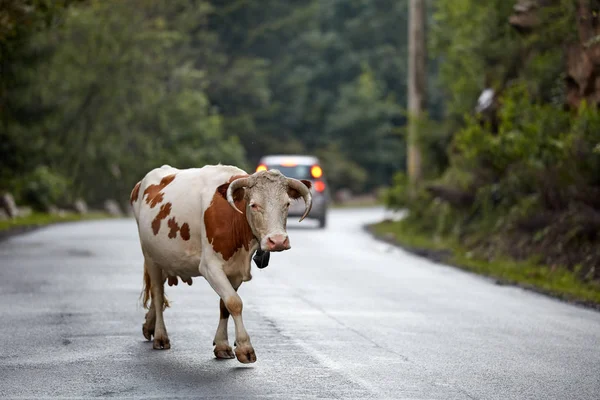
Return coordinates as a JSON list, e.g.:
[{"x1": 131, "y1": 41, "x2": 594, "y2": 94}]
[
  {"x1": 152, "y1": 202, "x2": 172, "y2": 235},
  {"x1": 225, "y1": 295, "x2": 243, "y2": 316},
  {"x1": 143, "y1": 174, "x2": 176, "y2": 208},
  {"x1": 166, "y1": 217, "x2": 191, "y2": 240},
  {"x1": 180, "y1": 223, "x2": 190, "y2": 241},
  {"x1": 167, "y1": 218, "x2": 179, "y2": 239},
  {"x1": 148, "y1": 193, "x2": 164, "y2": 208},
  {"x1": 205, "y1": 175, "x2": 255, "y2": 261},
  {"x1": 219, "y1": 298, "x2": 230, "y2": 320},
  {"x1": 130, "y1": 181, "x2": 141, "y2": 204},
  {"x1": 216, "y1": 174, "x2": 248, "y2": 202}
]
